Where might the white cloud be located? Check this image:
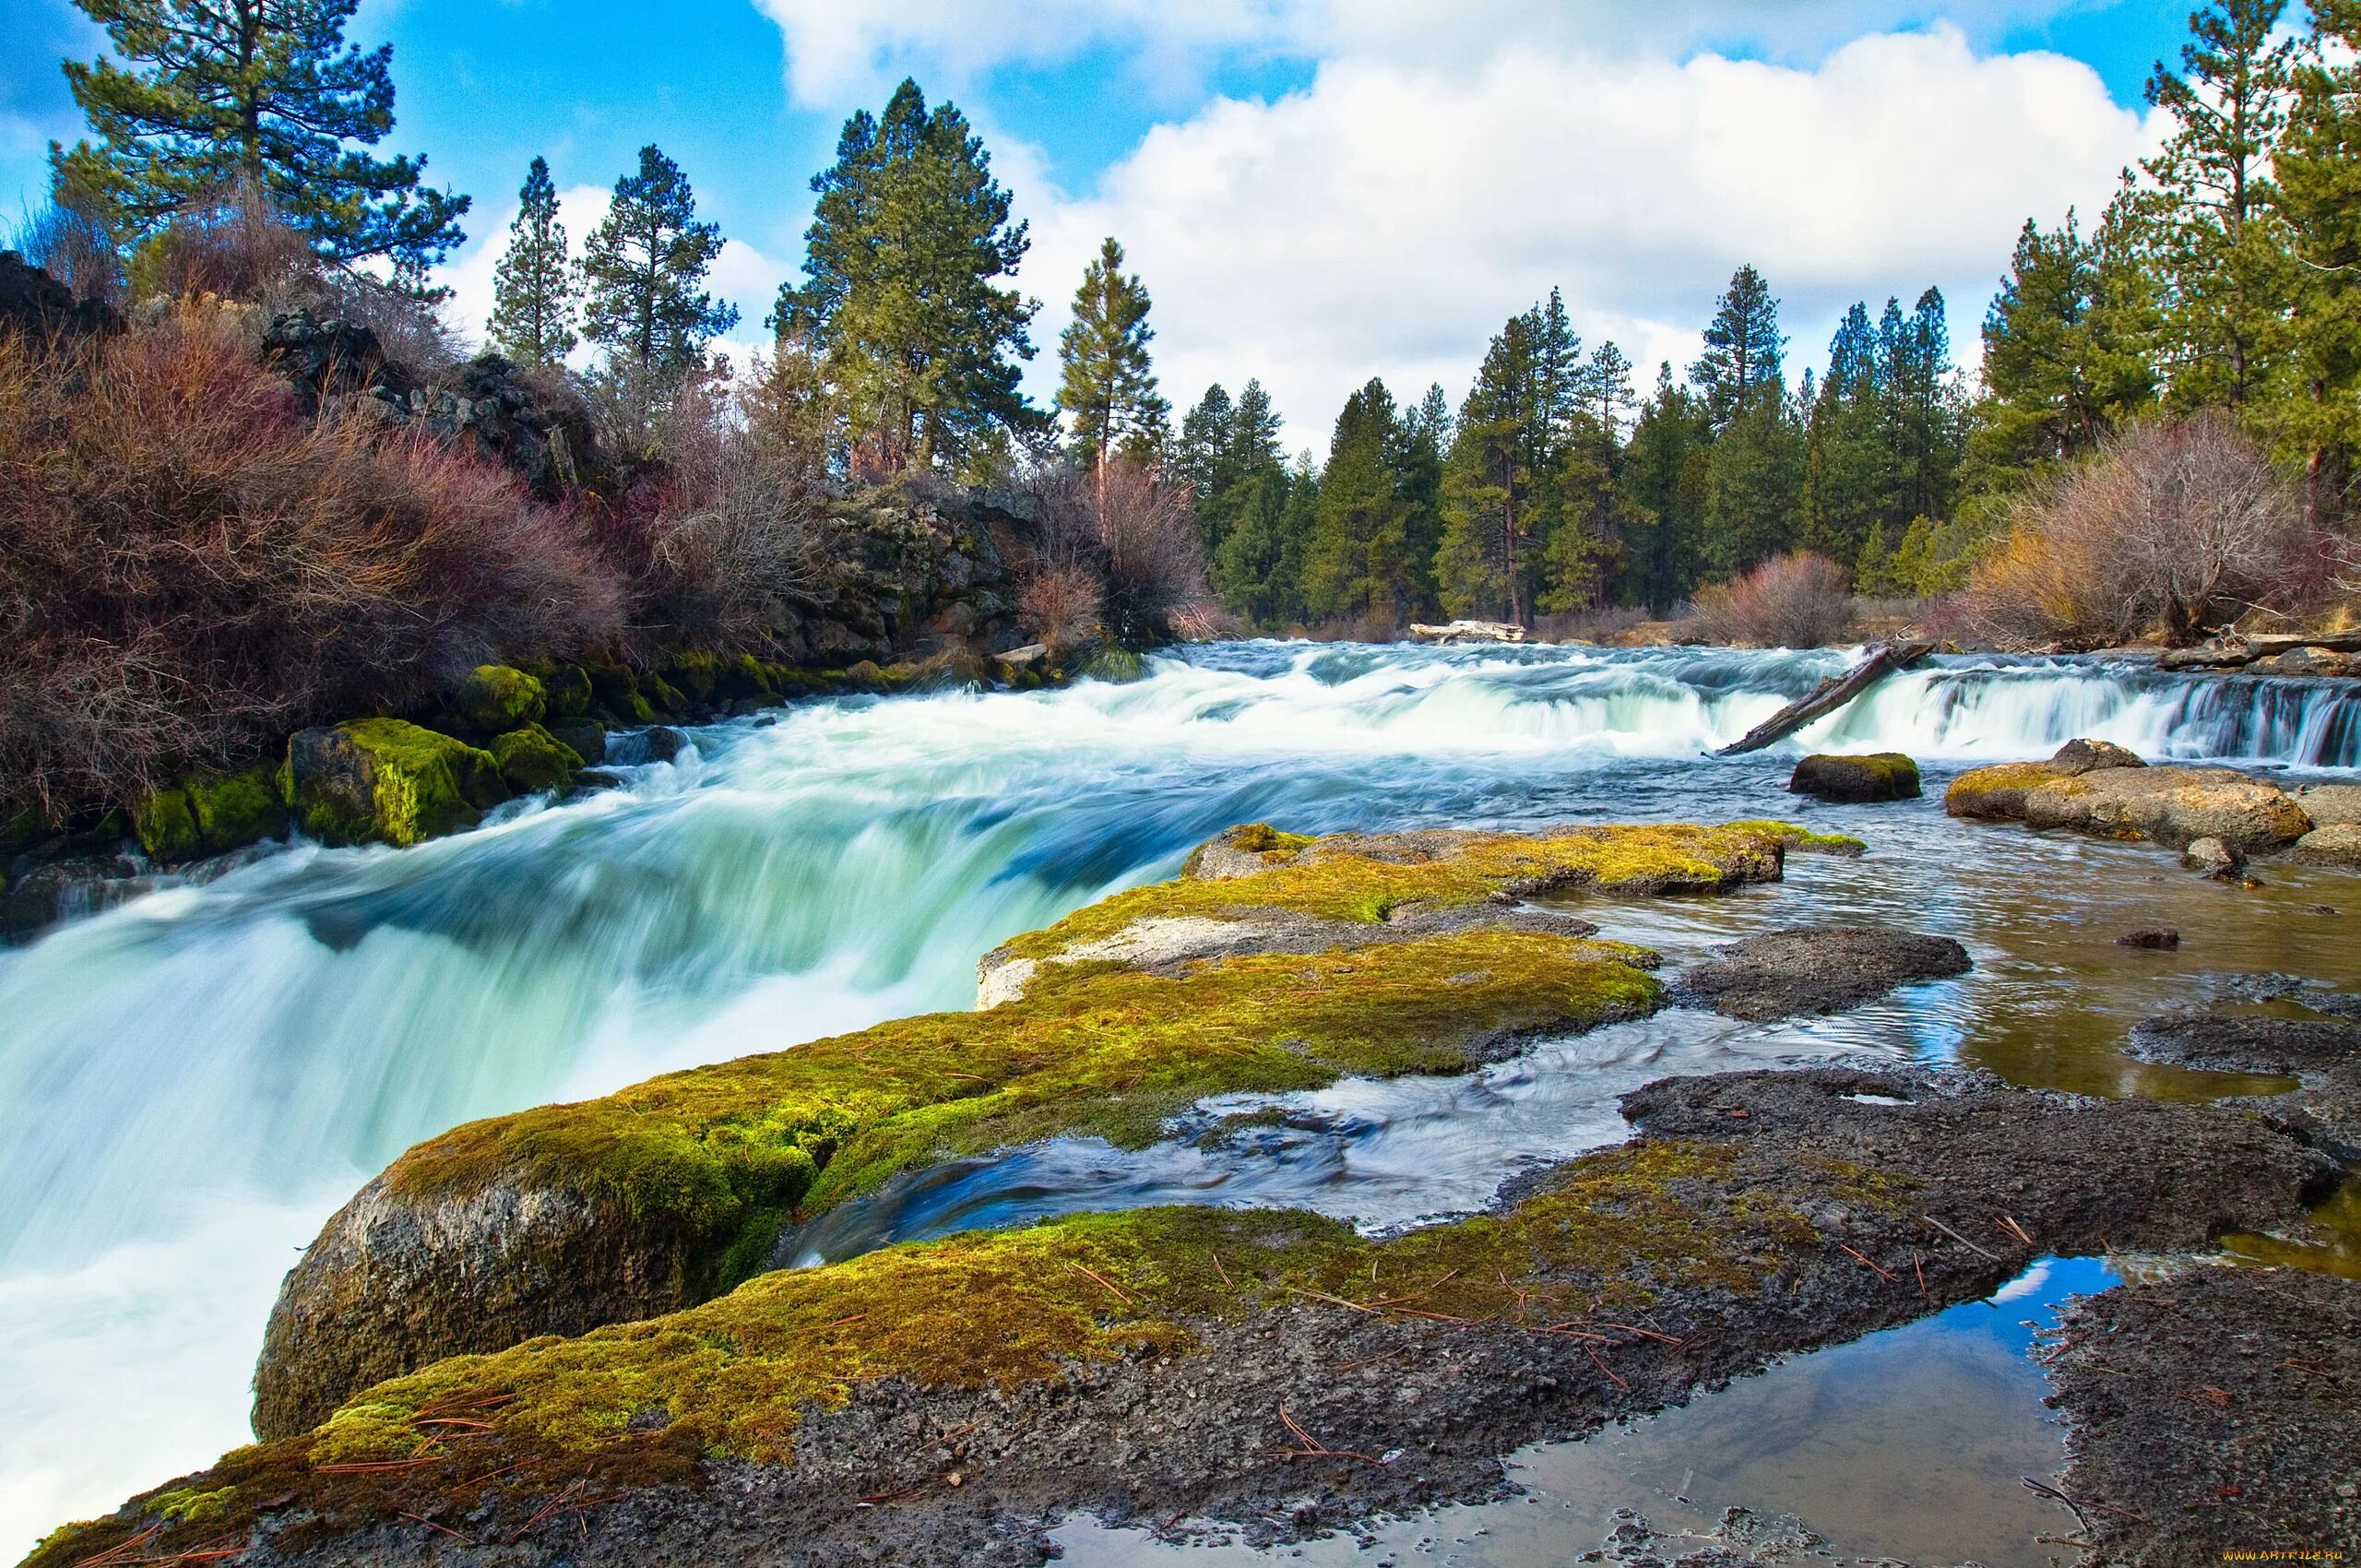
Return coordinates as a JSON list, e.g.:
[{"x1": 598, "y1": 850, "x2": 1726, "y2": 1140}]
[
  {"x1": 748, "y1": 0, "x2": 2106, "y2": 106},
  {"x1": 1017, "y1": 26, "x2": 2162, "y2": 440},
  {"x1": 436, "y1": 184, "x2": 786, "y2": 370}
]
